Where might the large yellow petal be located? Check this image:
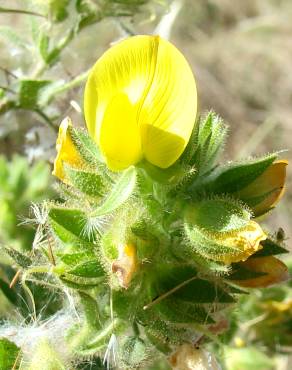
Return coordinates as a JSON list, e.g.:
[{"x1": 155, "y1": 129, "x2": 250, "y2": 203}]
[
  {"x1": 84, "y1": 35, "x2": 197, "y2": 170},
  {"x1": 139, "y1": 37, "x2": 197, "y2": 168},
  {"x1": 84, "y1": 35, "x2": 158, "y2": 144},
  {"x1": 99, "y1": 93, "x2": 142, "y2": 171}
]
